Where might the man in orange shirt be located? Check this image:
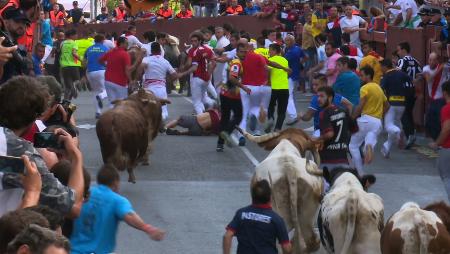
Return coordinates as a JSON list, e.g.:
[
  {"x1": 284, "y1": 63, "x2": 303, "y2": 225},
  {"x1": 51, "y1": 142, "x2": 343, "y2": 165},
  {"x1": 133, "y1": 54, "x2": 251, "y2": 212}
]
[
  {"x1": 175, "y1": 4, "x2": 193, "y2": 18},
  {"x1": 49, "y1": 3, "x2": 65, "y2": 28},
  {"x1": 223, "y1": 0, "x2": 243, "y2": 16},
  {"x1": 157, "y1": 0, "x2": 173, "y2": 19}
]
